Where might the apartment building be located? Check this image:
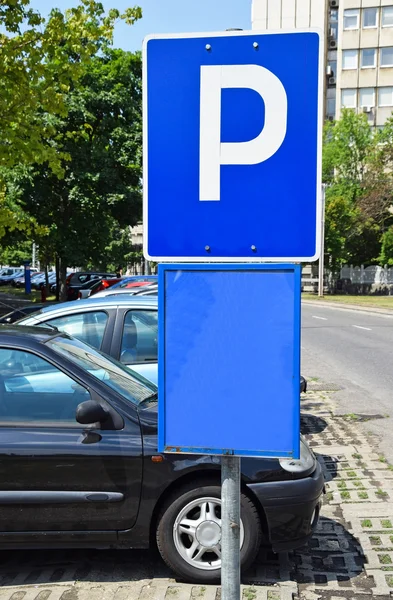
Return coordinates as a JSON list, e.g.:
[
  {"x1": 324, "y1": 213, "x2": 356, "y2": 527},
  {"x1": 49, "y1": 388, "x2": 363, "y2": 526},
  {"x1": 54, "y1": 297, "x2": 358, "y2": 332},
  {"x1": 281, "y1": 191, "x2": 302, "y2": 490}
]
[
  {"x1": 337, "y1": 1, "x2": 393, "y2": 126},
  {"x1": 251, "y1": 0, "x2": 393, "y2": 126}
]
